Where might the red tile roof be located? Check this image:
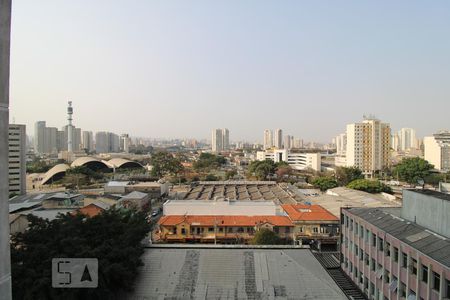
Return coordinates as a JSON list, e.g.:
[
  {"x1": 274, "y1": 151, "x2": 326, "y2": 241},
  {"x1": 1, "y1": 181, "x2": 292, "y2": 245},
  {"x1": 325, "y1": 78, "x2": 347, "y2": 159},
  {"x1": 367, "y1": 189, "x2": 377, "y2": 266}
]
[
  {"x1": 281, "y1": 204, "x2": 339, "y2": 222},
  {"x1": 159, "y1": 215, "x2": 293, "y2": 227}
]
